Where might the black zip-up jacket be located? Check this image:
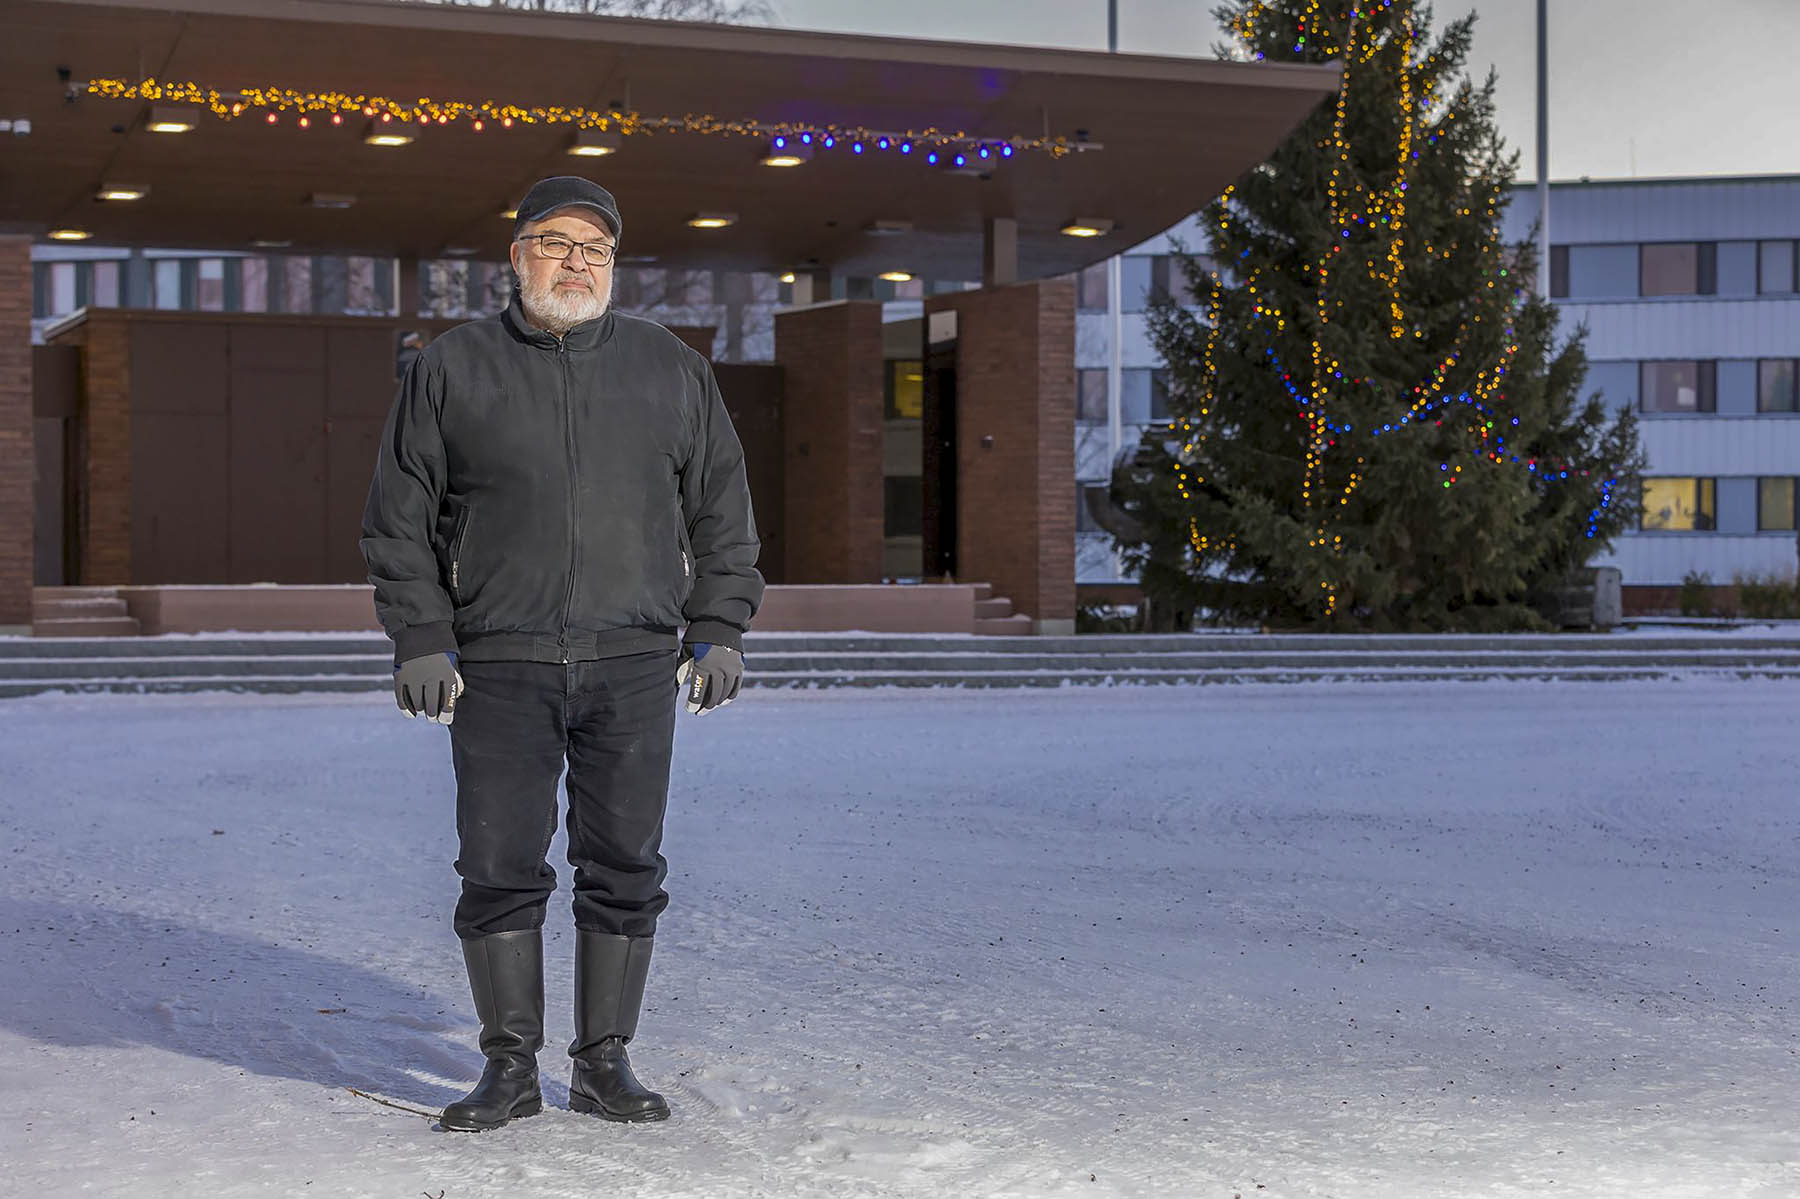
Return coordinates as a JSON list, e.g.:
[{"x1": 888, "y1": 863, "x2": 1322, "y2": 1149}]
[{"x1": 360, "y1": 294, "x2": 763, "y2": 666}]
